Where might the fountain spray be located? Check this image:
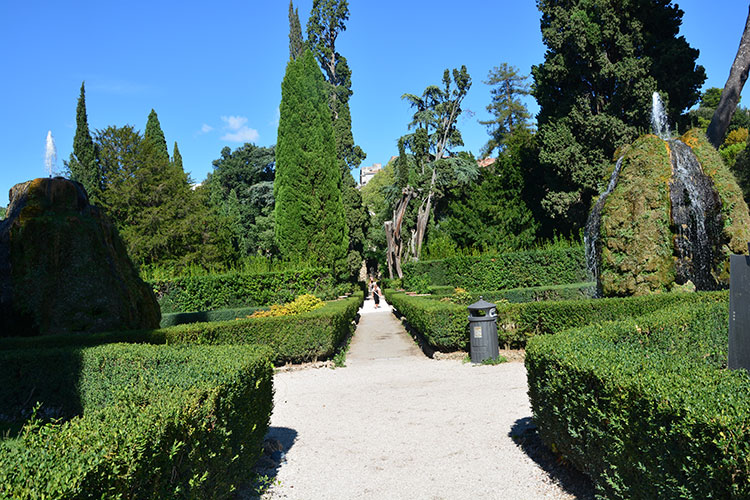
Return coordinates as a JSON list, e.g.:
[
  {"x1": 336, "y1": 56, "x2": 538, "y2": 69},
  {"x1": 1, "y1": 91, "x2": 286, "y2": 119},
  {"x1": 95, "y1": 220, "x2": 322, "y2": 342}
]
[{"x1": 45, "y1": 131, "x2": 57, "y2": 177}]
